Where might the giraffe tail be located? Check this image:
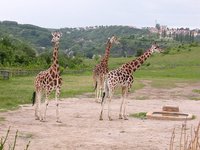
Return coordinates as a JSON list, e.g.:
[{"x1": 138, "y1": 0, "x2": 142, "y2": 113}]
[
  {"x1": 101, "y1": 92, "x2": 106, "y2": 105},
  {"x1": 101, "y1": 79, "x2": 109, "y2": 105},
  {"x1": 31, "y1": 91, "x2": 36, "y2": 106},
  {"x1": 94, "y1": 81, "x2": 97, "y2": 91}
]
